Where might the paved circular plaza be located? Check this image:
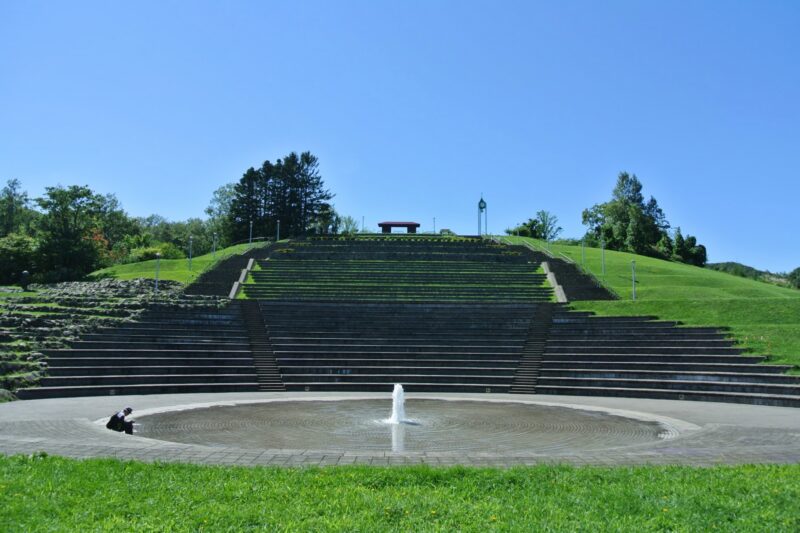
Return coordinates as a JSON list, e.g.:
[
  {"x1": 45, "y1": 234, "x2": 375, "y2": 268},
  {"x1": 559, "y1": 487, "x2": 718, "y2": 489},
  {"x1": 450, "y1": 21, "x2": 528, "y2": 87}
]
[{"x1": 1, "y1": 392, "x2": 799, "y2": 467}]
